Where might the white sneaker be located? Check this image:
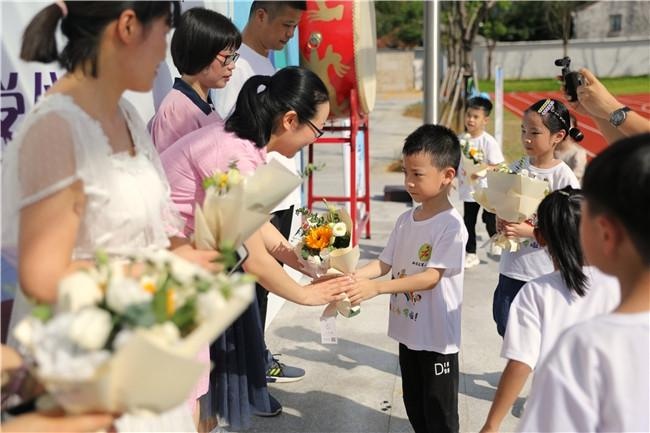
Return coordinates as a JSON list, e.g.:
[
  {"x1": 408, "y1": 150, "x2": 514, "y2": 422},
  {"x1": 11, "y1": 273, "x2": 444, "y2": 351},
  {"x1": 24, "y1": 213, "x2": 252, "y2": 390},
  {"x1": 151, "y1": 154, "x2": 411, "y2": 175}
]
[
  {"x1": 465, "y1": 253, "x2": 480, "y2": 268},
  {"x1": 489, "y1": 244, "x2": 503, "y2": 257}
]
